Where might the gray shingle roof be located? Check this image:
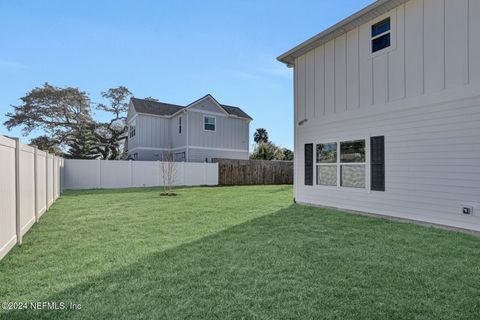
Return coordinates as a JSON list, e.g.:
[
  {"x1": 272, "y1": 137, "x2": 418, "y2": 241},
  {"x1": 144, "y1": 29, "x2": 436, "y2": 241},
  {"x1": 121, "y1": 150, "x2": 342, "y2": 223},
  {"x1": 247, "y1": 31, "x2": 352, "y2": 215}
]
[
  {"x1": 220, "y1": 104, "x2": 252, "y2": 120},
  {"x1": 130, "y1": 98, "x2": 184, "y2": 116},
  {"x1": 131, "y1": 96, "x2": 252, "y2": 120}
]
